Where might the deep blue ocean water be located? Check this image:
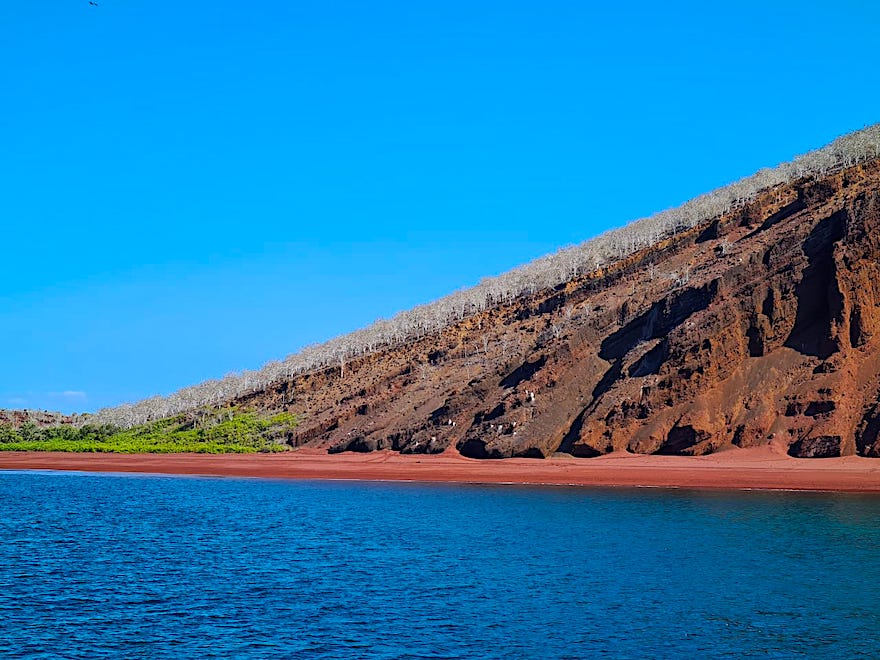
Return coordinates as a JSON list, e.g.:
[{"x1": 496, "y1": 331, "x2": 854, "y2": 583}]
[{"x1": 0, "y1": 472, "x2": 878, "y2": 659}]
